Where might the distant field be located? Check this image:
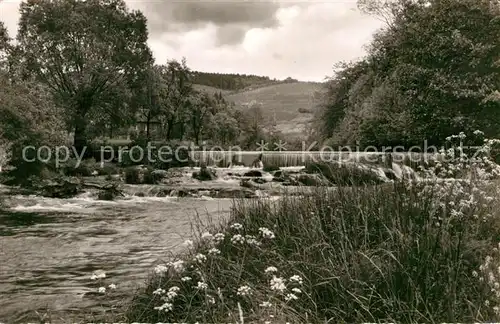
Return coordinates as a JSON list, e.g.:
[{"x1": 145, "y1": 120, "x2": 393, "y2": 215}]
[
  {"x1": 225, "y1": 82, "x2": 326, "y2": 138},
  {"x1": 192, "y1": 84, "x2": 234, "y2": 96}
]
